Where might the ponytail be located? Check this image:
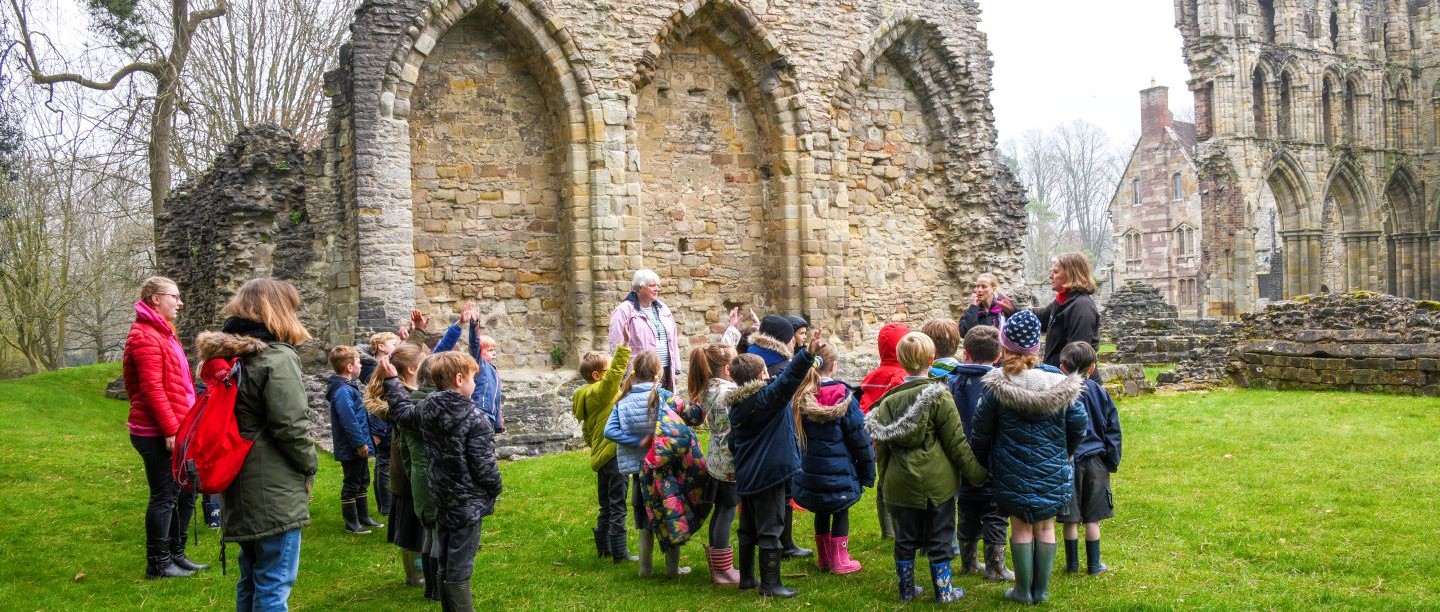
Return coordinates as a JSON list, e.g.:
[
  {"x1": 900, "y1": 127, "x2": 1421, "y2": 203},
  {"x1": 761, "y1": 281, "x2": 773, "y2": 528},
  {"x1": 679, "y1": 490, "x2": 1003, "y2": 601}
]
[{"x1": 687, "y1": 343, "x2": 736, "y2": 406}]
